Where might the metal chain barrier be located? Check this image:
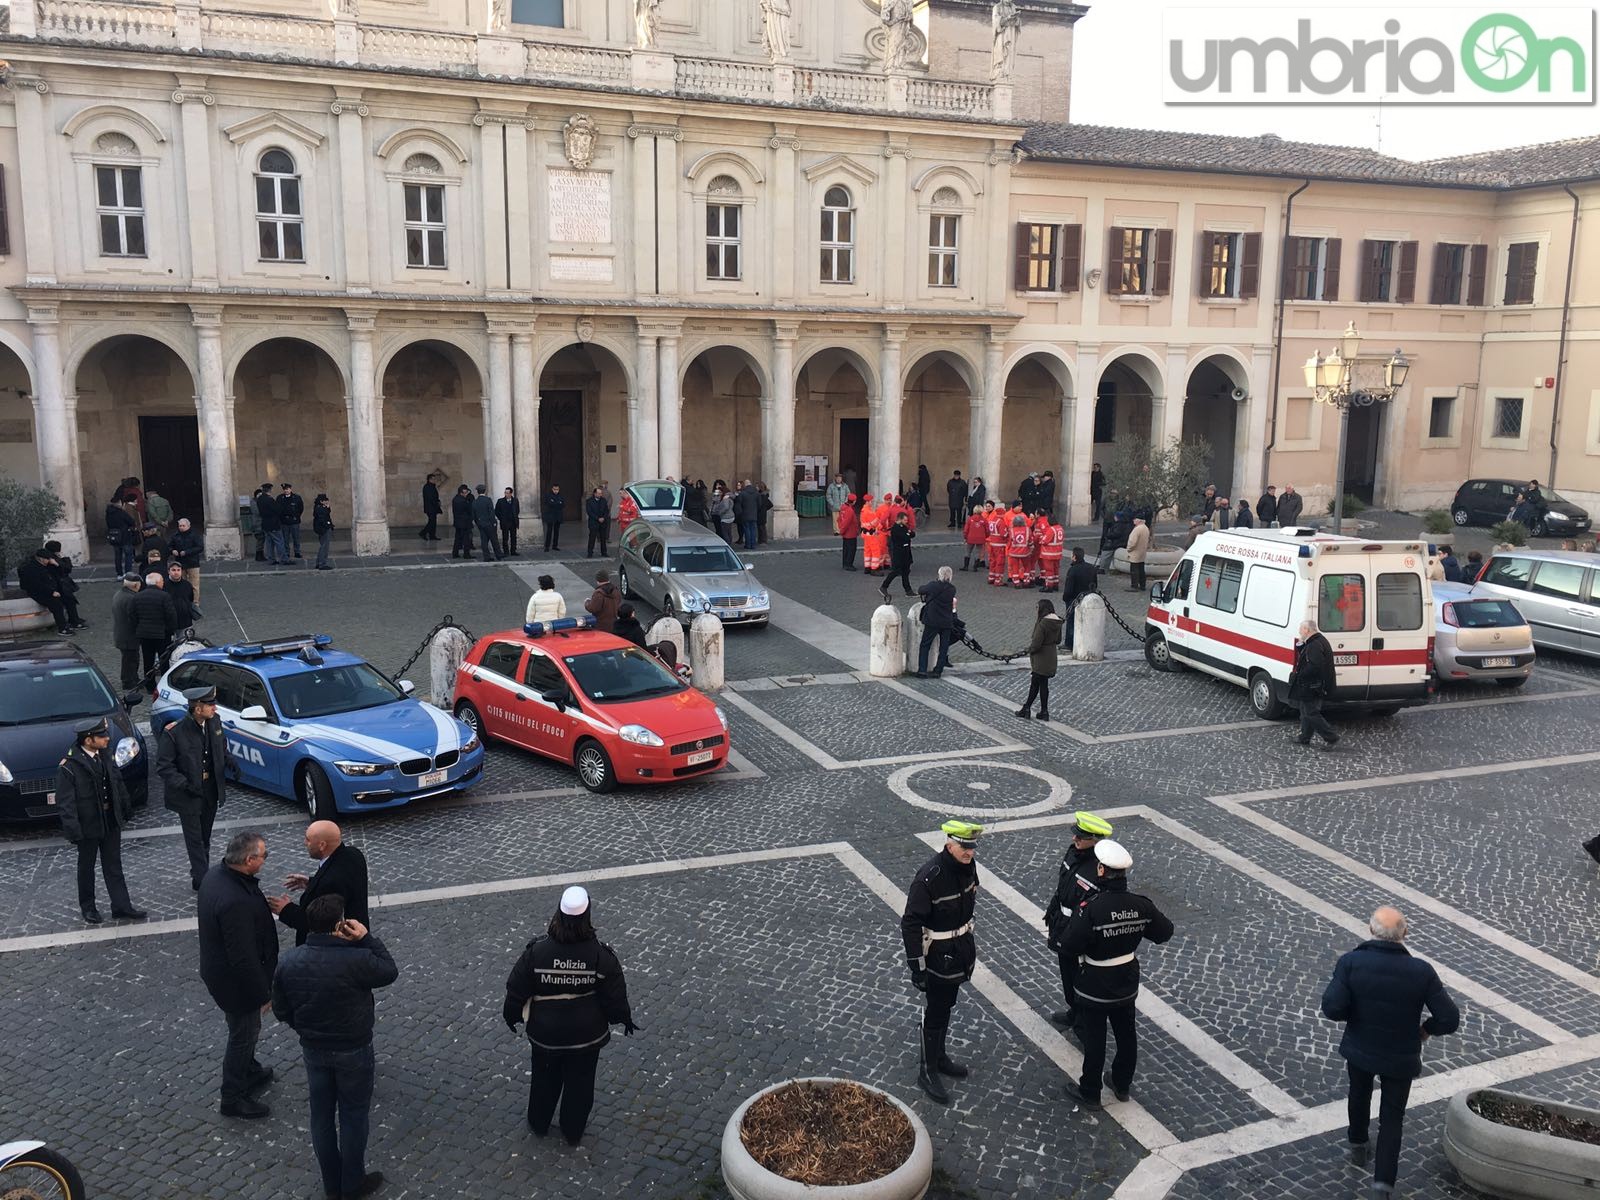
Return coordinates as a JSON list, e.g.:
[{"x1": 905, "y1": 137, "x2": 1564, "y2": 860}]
[
  {"x1": 956, "y1": 586, "x2": 1145, "y2": 664},
  {"x1": 393, "y1": 614, "x2": 476, "y2": 682}
]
